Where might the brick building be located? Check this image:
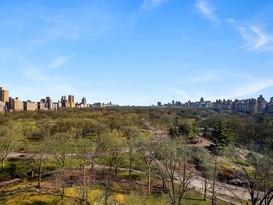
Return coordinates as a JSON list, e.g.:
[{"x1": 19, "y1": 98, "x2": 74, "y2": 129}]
[
  {"x1": 0, "y1": 87, "x2": 9, "y2": 104},
  {"x1": 9, "y1": 97, "x2": 23, "y2": 111},
  {"x1": 24, "y1": 100, "x2": 37, "y2": 111}
]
